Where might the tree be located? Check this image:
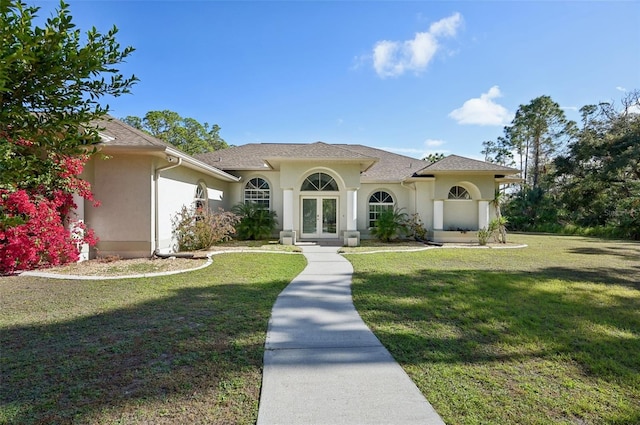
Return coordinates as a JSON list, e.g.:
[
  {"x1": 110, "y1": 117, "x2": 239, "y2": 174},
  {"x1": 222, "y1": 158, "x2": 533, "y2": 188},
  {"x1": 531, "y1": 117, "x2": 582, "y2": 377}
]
[
  {"x1": 490, "y1": 190, "x2": 508, "y2": 243},
  {"x1": 553, "y1": 91, "x2": 640, "y2": 239},
  {"x1": 122, "y1": 110, "x2": 229, "y2": 155},
  {"x1": 481, "y1": 136, "x2": 515, "y2": 166},
  {"x1": 0, "y1": 1, "x2": 137, "y2": 271},
  {"x1": 505, "y1": 96, "x2": 577, "y2": 189},
  {"x1": 422, "y1": 152, "x2": 446, "y2": 163}
]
